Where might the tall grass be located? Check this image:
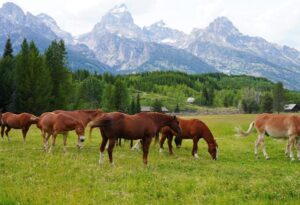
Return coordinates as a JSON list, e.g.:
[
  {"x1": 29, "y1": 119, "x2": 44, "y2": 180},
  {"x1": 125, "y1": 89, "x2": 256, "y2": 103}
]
[{"x1": 0, "y1": 114, "x2": 299, "y2": 205}]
